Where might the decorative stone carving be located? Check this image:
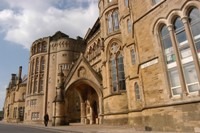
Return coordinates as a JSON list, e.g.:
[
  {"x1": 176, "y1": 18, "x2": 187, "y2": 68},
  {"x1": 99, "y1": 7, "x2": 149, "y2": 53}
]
[{"x1": 78, "y1": 67, "x2": 86, "y2": 77}]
